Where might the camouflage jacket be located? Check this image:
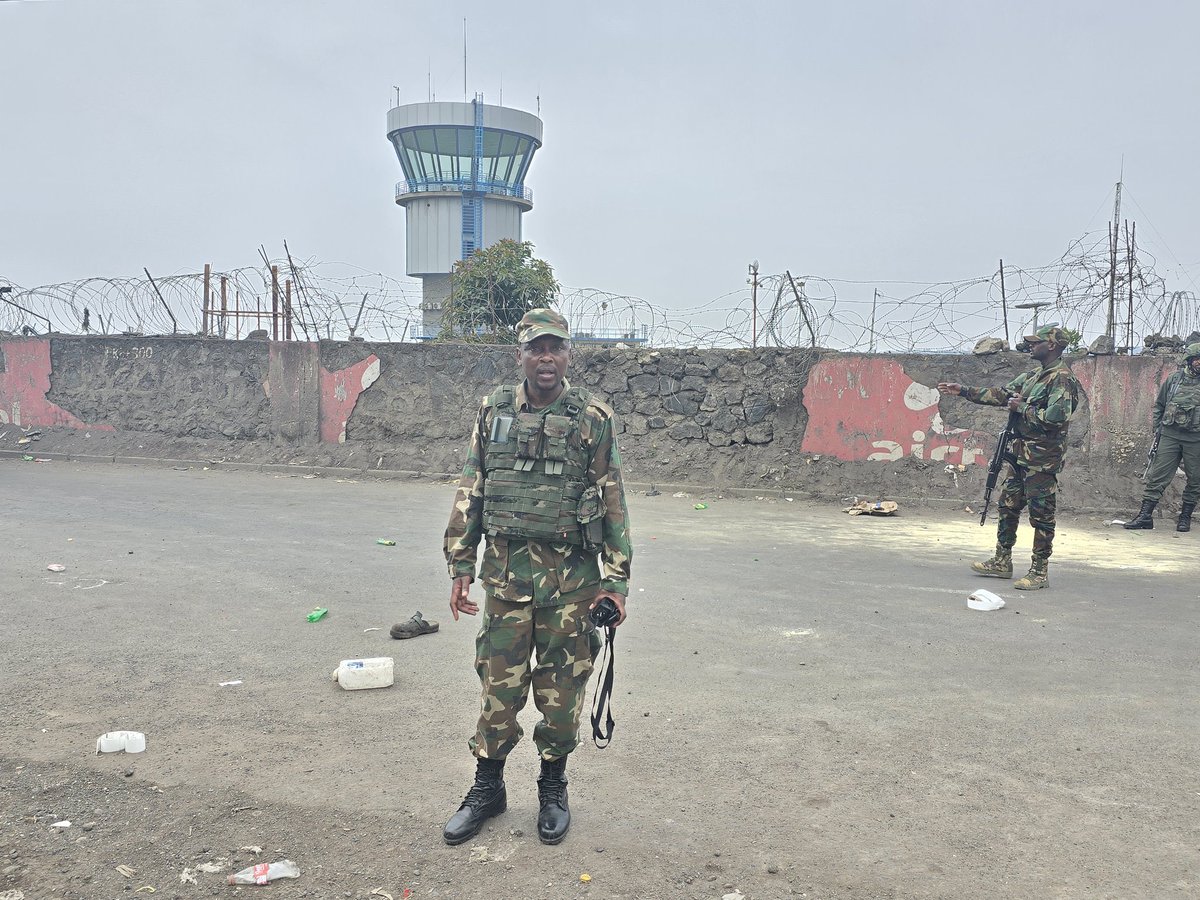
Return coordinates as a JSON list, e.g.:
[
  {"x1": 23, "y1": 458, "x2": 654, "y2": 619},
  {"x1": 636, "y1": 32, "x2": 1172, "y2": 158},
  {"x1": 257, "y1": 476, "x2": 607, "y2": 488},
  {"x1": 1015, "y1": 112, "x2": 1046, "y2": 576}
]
[
  {"x1": 444, "y1": 378, "x2": 632, "y2": 601},
  {"x1": 961, "y1": 359, "x2": 1081, "y2": 473},
  {"x1": 1154, "y1": 369, "x2": 1200, "y2": 441}
]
